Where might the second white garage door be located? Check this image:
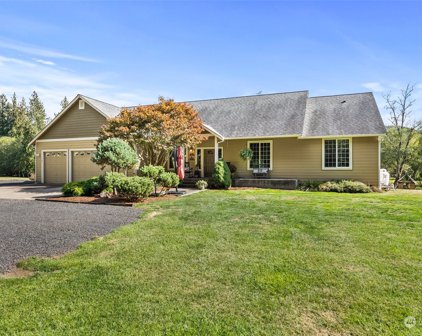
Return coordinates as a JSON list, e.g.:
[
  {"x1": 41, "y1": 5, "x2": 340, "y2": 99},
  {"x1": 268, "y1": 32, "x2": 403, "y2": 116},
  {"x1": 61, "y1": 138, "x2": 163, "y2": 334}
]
[{"x1": 71, "y1": 150, "x2": 104, "y2": 181}]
